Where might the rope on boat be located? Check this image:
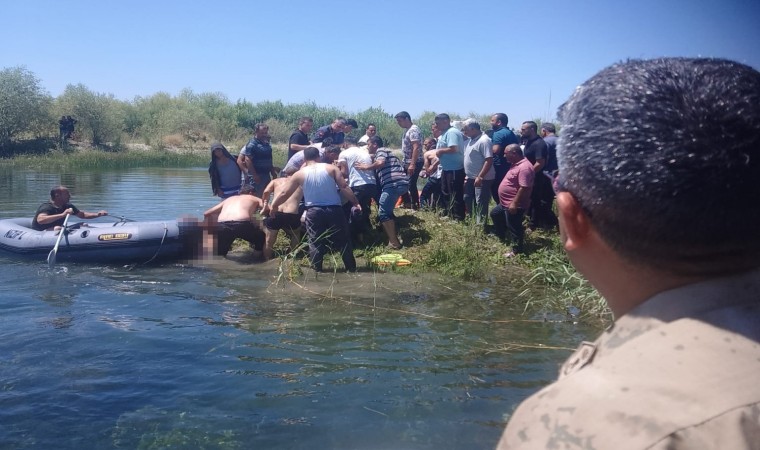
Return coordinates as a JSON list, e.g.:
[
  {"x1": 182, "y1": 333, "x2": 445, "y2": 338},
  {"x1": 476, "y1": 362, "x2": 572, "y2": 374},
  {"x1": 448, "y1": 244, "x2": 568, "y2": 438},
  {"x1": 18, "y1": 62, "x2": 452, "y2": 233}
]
[
  {"x1": 126, "y1": 222, "x2": 169, "y2": 270},
  {"x1": 141, "y1": 222, "x2": 169, "y2": 265}
]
